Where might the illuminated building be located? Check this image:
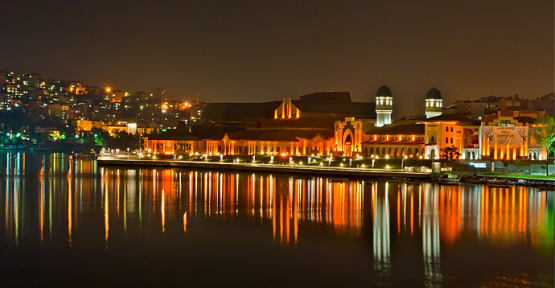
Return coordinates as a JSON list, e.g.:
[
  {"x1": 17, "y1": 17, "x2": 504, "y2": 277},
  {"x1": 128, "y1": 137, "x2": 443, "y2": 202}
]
[
  {"x1": 143, "y1": 126, "x2": 202, "y2": 155},
  {"x1": 419, "y1": 114, "x2": 482, "y2": 160}
]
